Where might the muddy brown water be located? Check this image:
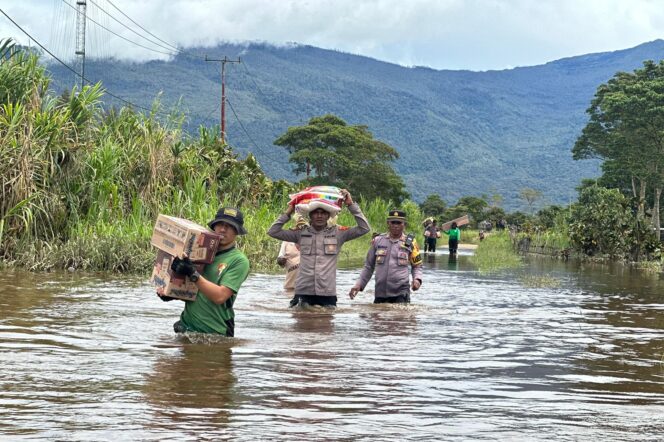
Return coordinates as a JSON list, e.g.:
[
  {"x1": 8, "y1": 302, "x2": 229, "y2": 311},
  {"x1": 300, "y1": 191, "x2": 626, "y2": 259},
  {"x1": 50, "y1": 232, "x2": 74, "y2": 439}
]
[{"x1": 1, "y1": 251, "x2": 663, "y2": 440}]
